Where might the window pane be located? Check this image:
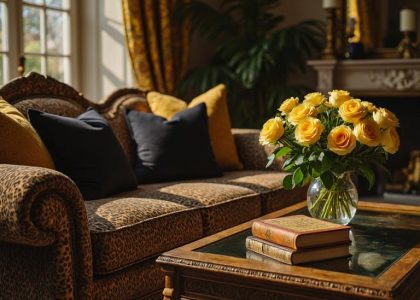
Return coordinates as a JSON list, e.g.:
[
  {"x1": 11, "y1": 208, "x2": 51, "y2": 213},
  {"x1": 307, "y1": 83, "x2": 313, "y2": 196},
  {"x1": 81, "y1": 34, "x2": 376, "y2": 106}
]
[
  {"x1": 47, "y1": 10, "x2": 68, "y2": 54},
  {"x1": 24, "y1": 0, "x2": 44, "y2": 5},
  {"x1": 46, "y1": 0, "x2": 69, "y2": 9},
  {"x1": 47, "y1": 56, "x2": 64, "y2": 81},
  {"x1": 0, "y1": 54, "x2": 5, "y2": 85},
  {"x1": 0, "y1": 2, "x2": 7, "y2": 51},
  {"x1": 23, "y1": 6, "x2": 42, "y2": 53},
  {"x1": 26, "y1": 55, "x2": 42, "y2": 73}
]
